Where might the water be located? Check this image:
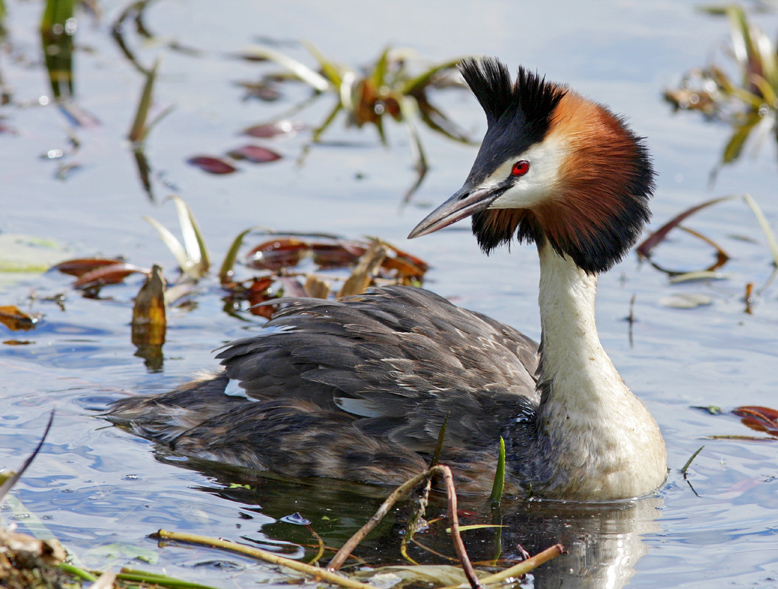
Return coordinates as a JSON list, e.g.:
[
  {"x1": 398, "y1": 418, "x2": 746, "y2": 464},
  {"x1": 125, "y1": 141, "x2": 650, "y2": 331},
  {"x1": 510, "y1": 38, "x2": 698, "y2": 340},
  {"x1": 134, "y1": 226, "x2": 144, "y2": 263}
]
[{"x1": 2, "y1": 0, "x2": 778, "y2": 586}]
